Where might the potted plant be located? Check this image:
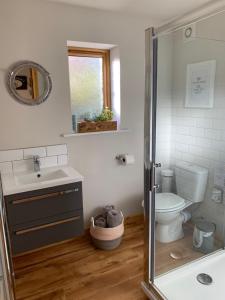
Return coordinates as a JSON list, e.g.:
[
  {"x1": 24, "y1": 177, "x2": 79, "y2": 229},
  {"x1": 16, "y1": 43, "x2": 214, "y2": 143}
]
[{"x1": 78, "y1": 108, "x2": 117, "y2": 133}]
